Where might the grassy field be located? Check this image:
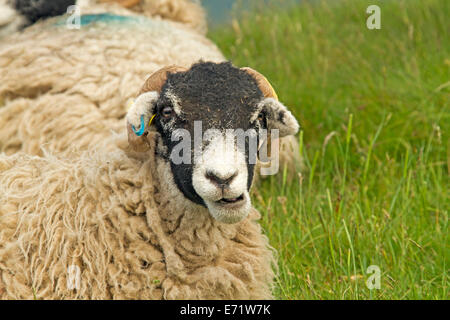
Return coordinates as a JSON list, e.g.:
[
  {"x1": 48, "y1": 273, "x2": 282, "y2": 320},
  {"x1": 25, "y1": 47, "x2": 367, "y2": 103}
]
[{"x1": 210, "y1": 0, "x2": 449, "y2": 299}]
